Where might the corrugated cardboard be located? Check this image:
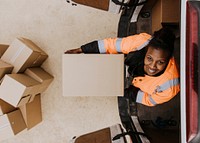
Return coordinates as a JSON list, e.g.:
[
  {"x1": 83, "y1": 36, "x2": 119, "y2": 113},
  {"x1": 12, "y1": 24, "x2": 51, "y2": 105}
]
[
  {"x1": 17, "y1": 95, "x2": 32, "y2": 107},
  {"x1": 72, "y1": 0, "x2": 109, "y2": 11},
  {"x1": 25, "y1": 67, "x2": 54, "y2": 94},
  {"x1": 28, "y1": 94, "x2": 36, "y2": 103},
  {"x1": 0, "y1": 99, "x2": 15, "y2": 116},
  {"x1": 152, "y1": 0, "x2": 180, "y2": 32},
  {"x1": 0, "y1": 74, "x2": 41, "y2": 107},
  {"x1": 0, "y1": 109, "x2": 26, "y2": 142},
  {"x1": 0, "y1": 59, "x2": 13, "y2": 80},
  {"x1": 1, "y1": 37, "x2": 48, "y2": 73},
  {"x1": 72, "y1": 124, "x2": 126, "y2": 143},
  {"x1": 19, "y1": 94, "x2": 42, "y2": 129},
  {"x1": 0, "y1": 44, "x2": 9, "y2": 57},
  {"x1": 62, "y1": 54, "x2": 124, "y2": 96},
  {"x1": 19, "y1": 38, "x2": 48, "y2": 67}
]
